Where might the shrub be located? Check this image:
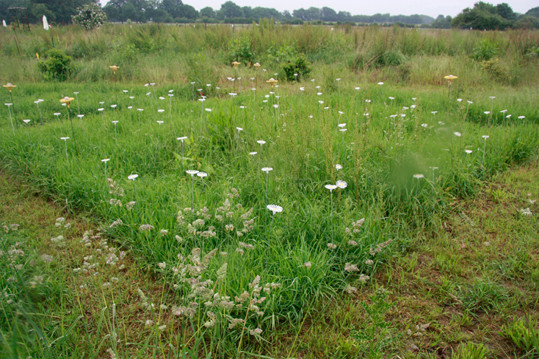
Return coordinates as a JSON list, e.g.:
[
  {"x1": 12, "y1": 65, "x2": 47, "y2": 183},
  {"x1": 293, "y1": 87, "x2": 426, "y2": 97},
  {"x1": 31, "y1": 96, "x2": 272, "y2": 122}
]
[
  {"x1": 265, "y1": 44, "x2": 297, "y2": 66},
  {"x1": 471, "y1": 39, "x2": 499, "y2": 61},
  {"x1": 264, "y1": 45, "x2": 311, "y2": 81},
  {"x1": 227, "y1": 38, "x2": 255, "y2": 66},
  {"x1": 72, "y1": 3, "x2": 107, "y2": 30},
  {"x1": 281, "y1": 55, "x2": 311, "y2": 81},
  {"x1": 37, "y1": 48, "x2": 73, "y2": 81}
]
